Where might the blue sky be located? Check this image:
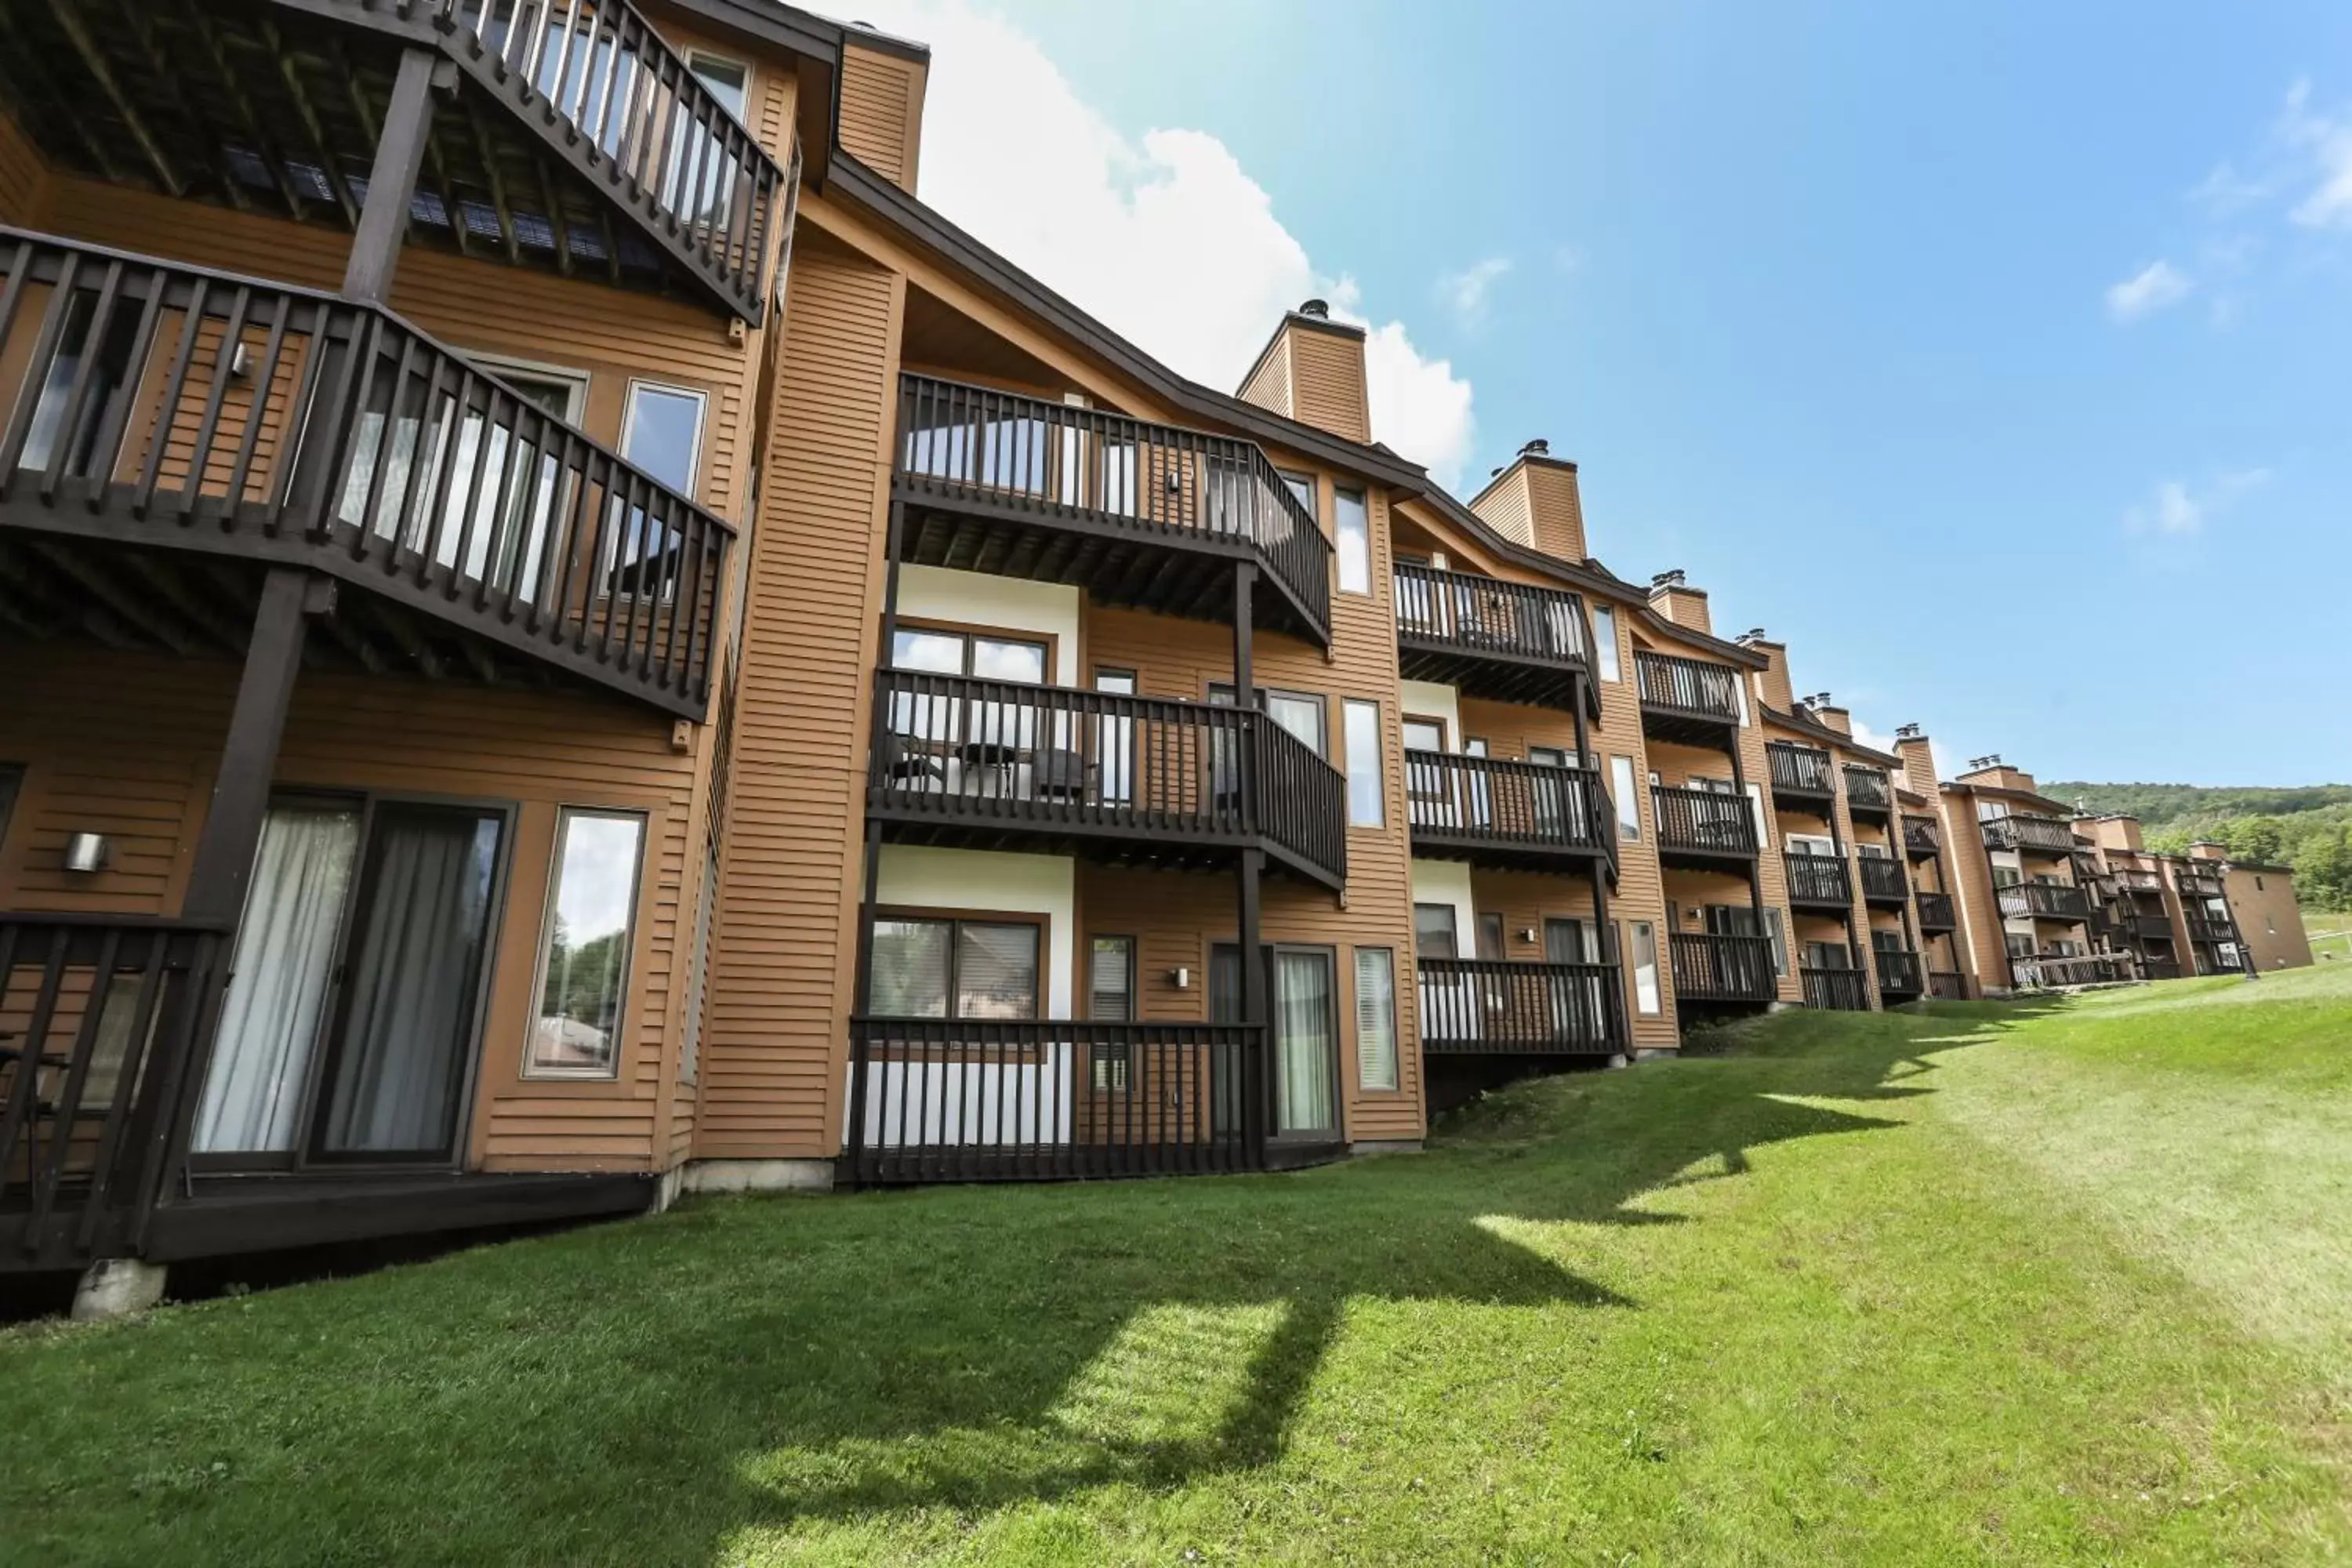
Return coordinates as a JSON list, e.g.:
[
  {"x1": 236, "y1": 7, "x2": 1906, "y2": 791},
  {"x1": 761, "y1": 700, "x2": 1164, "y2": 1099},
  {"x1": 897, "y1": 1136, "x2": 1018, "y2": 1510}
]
[{"x1": 851, "y1": 2, "x2": 2352, "y2": 786}]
